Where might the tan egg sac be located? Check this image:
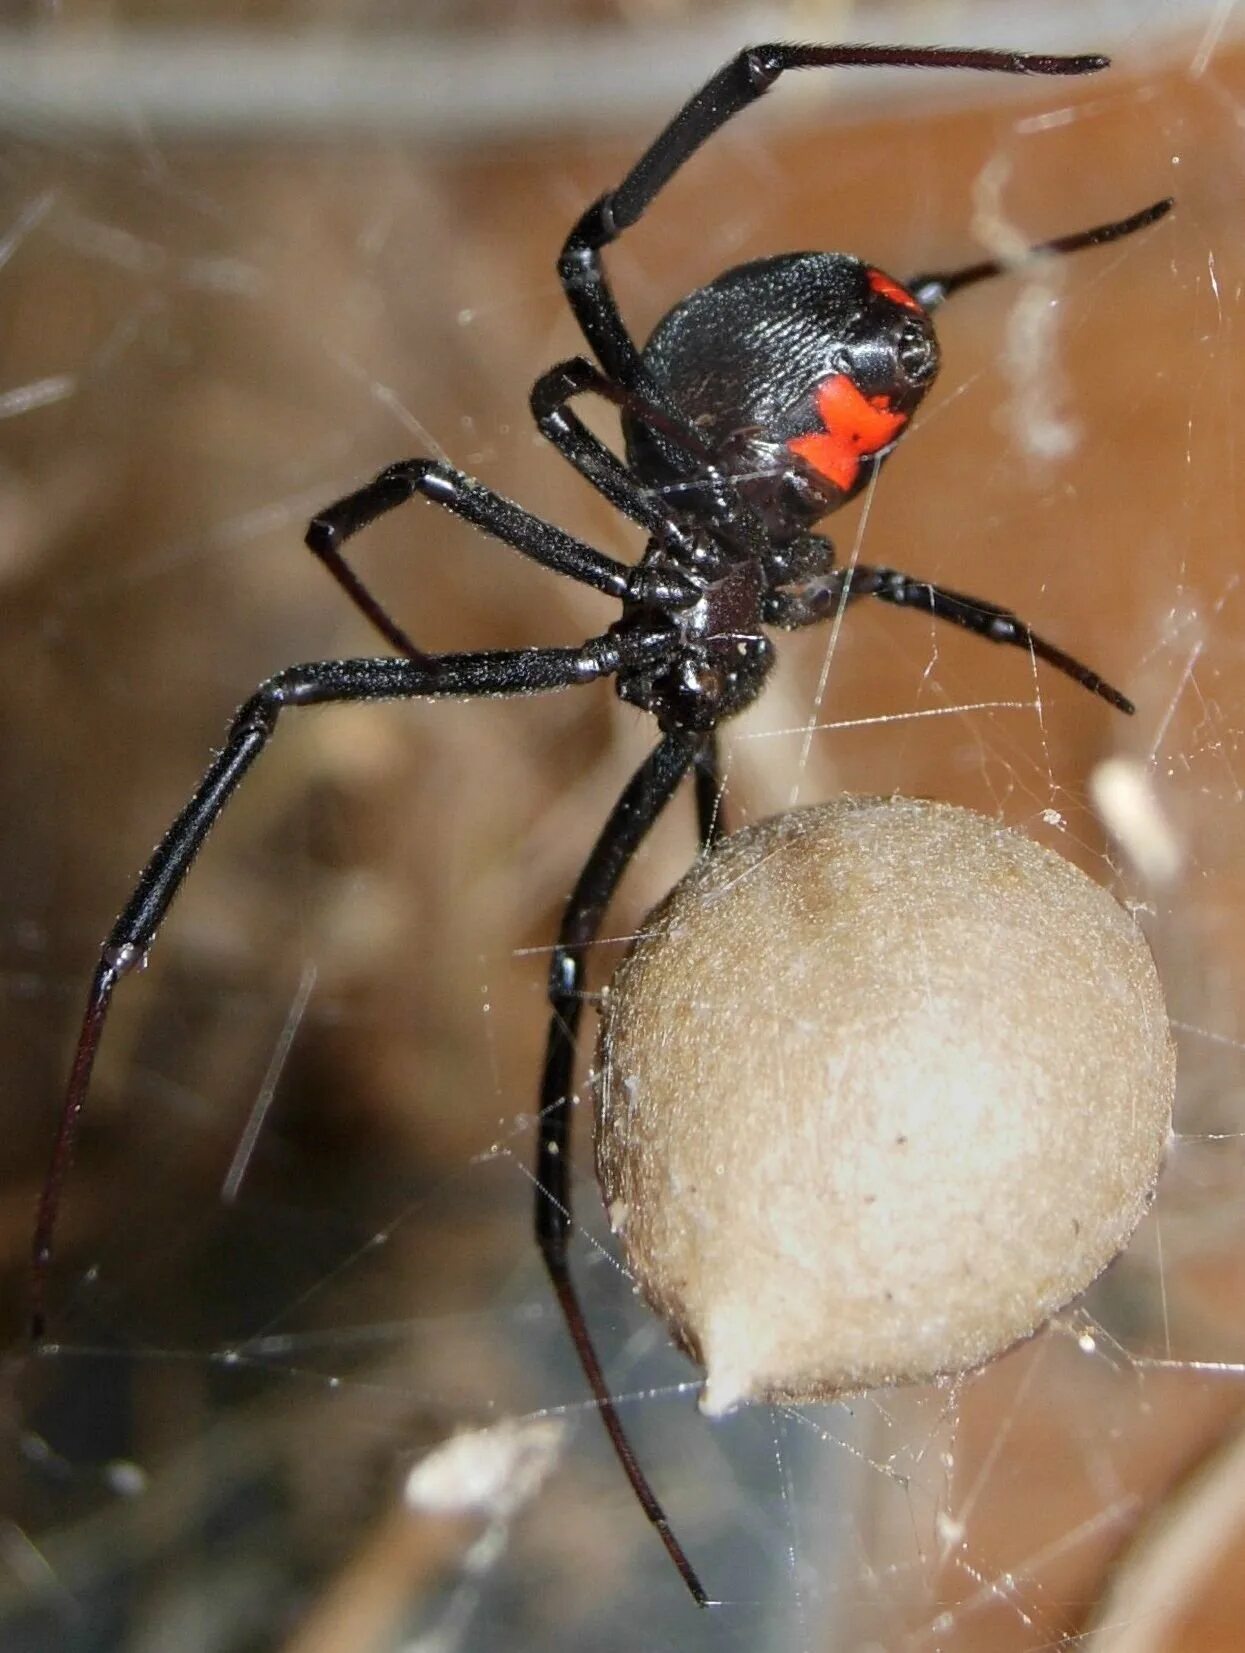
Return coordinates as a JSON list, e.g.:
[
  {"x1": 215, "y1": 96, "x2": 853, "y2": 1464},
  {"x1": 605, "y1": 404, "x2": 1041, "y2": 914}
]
[{"x1": 594, "y1": 797, "x2": 1174, "y2": 1416}]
